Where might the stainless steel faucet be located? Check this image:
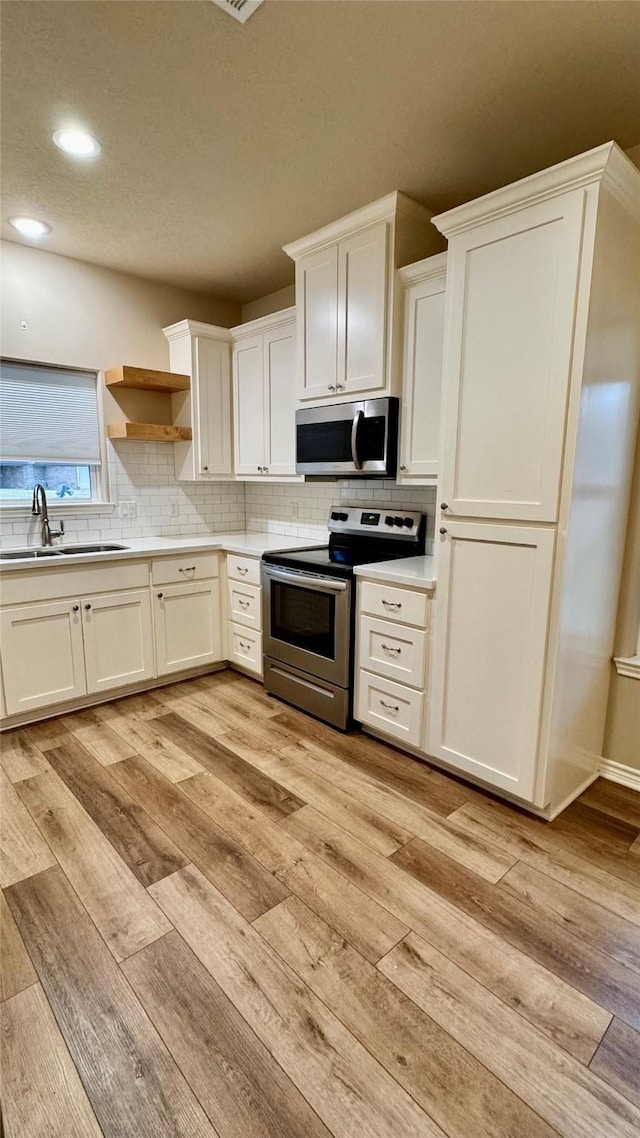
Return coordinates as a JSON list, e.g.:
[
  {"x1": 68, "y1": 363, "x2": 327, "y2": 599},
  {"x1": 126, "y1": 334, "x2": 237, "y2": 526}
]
[{"x1": 32, "y1": 484, "x2": 65, "y2": 547}]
